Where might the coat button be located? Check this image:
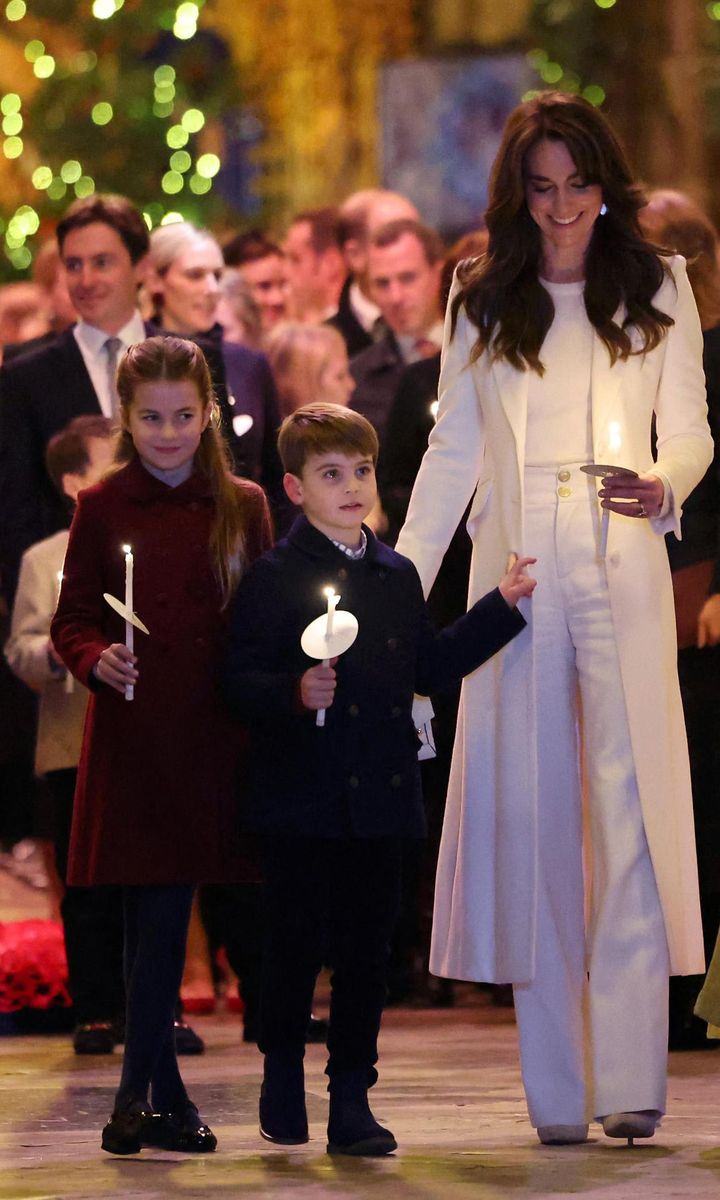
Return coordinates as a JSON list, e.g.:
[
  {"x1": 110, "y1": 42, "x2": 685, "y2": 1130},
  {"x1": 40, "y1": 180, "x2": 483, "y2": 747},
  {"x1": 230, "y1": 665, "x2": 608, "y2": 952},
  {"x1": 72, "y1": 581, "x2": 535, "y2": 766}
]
[
  {"x1": 390, "y1": 774, "x2": 402, "y2": 788},
  {"x1": 189, "y1": 502, "x2": 199, "y2": 512},
  {"x1": 348, "y1": 704, "x2": 360, "y2": 717},
  {"x1": 558, "y1": 486, "x2": 572, "y2": 498},
  {"x1": 387, "y1": 637, "x2": 398, "y2": 651},
  {"x1": 557, "y1": 469, "x2": 571, "y2": 482},
  {"x1": 337, "y1": 567, "x2": 348, "y2": 581},
  {"x1": 391, "y1": 705, "x2": 401, "y2": 717},
  {"x1": 349, "y1": 774, "x2": 360, "y2": 788}
]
